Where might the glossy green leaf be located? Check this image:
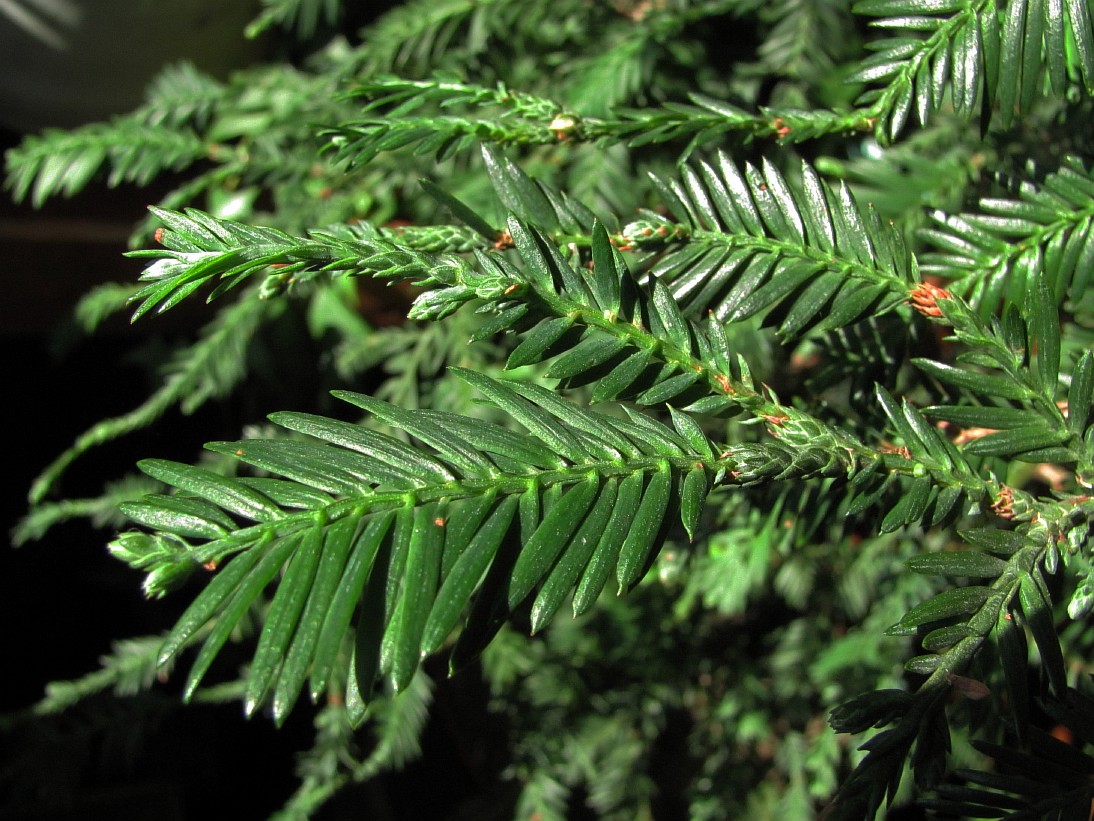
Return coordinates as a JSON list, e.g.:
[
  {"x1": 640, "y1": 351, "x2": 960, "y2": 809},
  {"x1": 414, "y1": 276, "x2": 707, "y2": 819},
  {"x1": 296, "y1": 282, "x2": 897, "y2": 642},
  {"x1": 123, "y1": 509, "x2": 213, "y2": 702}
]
[
  {"x1": 921, "y1": 624, "x2": 973, "y2": 652},
  {"x1": 482, "y1": 145, "x2": 557, "y2": 229},
  {"x1": 387, "y1": 503, "x2": 446, "y2": 691},
  {"x1": 335, "y1": 390, "x2": 497, "y2": 477},
  {"x1": 904, "y1": 654, "x2": 943, "y2": 675},
  {"x1": 420, "y1": 496, "x2": 518, "y2": 655},
  {"x1": 446, "y1": 504, "x2": 524, "y2": 673},
  {"x1": 1068, "y1": 567, "x2": 1094, "y2": 620},
  {"x1": 183, "y1": 533, "x2": 300, "y2": 700},
  {"x1": 1020, "y1": 0, "x2": 1045, "y2": 114},
  {"x1": 617, "y1": 407, "x2": 689, "y2": 456},
  {"x1": 138, "y1": 459, "x2": 281, "y2": 521},
  {"x1": 679, "y1": 466, "x2": 708, "y2": 541},
  {"x1": 1068, "y1": 350, "x2": 1094, "y2": 434},
  {"x1": 588, "y1": 220, "x2": 623, "y2": 313},
  {"x1": 418, "y1": 410, "x2": 563, "y2": 469},
  {"x1": 880, "y1": 474, "x2": 933, "y2": 531},
  {"x1": 997, "y1": 0, "x2": 1026, "y2": 128},
  {"x1": 636, "y1": 371, "x2": 702, "y2": 406},
  {"x1": 816, "y1": 283, "x2": 889, "y2": 332},
  {"x1": 240, "y1": 478, "x2": 333, "y2": 510},
  {"x1": 847, "y1": 474, "x2": 893, "y2": 517},
  {"x1": 648, "y1": 171, "x2": 694, "y2": 224},
  {"x1": 716, "y1": 255, "x2": 774, "y2": 319},
  {"x1": 929, "y1": 485, "x2": 964, "y2": 526},
  {"x1": 469, "y1": 303, "x2": 529, "y2": 342},
  {"x1": 452, "y1": 368, "x2": 589, "y2": 463},
  {"x1": 508, "y1": 217, "x2": 593, "y2": 307},
  {"x1": 309, "y1": 512, "x2": 394, "y2": 700},
  {"x1": 924, "y1": 405, "x2": 1043, "y2": 429},
  {"x1": 876, "y1": 386, "x2": 930, "y2": 460},
  {"x1": 715, "y1": 153, "x2": 763, "y2": 236},
  {"x1": 589, "y1": 347, "x2": 653, "y2": 403},
  {"x1": 1067, "y1": 0, "x2": 1094, "y2": 88},
  {"x1": 352, "y1": 531, "x2": 395, "y2": 703},
  {"x1": 271, "y1": 412, "x2": 455, "y2": 484},
  {"x1": 273, "y1": 517, "x2": 359, "y2": 722},
  {"x1": 1017, "y1": 571, "x2": 1067, "y2": 694},
  {"x1": 961, "y1": 425, "x2": 1068, "y2": 457},
  {"x1": 509, "y1": 381, "x2": 634, "y2": 459},
  {"x1": 507, "y1": 316, "x2": 575, "y2": 369},
  {"x1": 887, "y1": 586, "x2": 992, "y2": 635},
  {"x1": 529, "y1": 478, "x2": 620, "y2": 633},
  {"x1": 440, "y1": 492, "x2": 497, "y2": 578},
  {"x1": 778, "y1": 272, "x2": 842, "y2": 337},
  {"x1": 913, "y1": 359, "x2": 1035, "y2": 401},
  {"x1": 158, "y1": 537, "x2": 269, "y2": 667},
  {"x1": 616, "y1": 463, "x2": 672, "y2": 592},
  {"x1": 1029, "y1": 269, "x2": 1061, "y2": 394},
  {"x1": 650, "y1": 279, "x2": 692, "y2": 352},
  {"x1": 573, "y1": 471, "x2": 644, "y2": 616},
  {"x1": 762, "y1": 158, "x2": 805, "y2": 243},
  {"x1": 834, "y1": 183, "x2": 874, "y2": 265},
  {"x1": 682, "y1": 164, "x2": 720, "y2": 231},
  {"x1": 959, "y1": 528, "x2": 1032, "y2": 556},
  {"x1": 121, "y1": 498, "x2": 229, "y2": 540},
  {"x1": 907, "y1": 552, "x2": 1008, "y2": 578},
  {"x1": 668, "y1": 407, "x2": 714, "y2": 459},
  {"x1": 695, "y1": 159, "x2": 744, "y2": 233},
  {"x1": 730, "y1": 261, "x2": 820, "y2": 322},
  {"x1": 508, "y1": 476, "x2": 599, "y2": 609},
  {"x1": 204, "y1": 439, "x2": 369, "y2": 496},
  {"x1": 545, "y1": 331, "x2": 629, "y2": 380},
  {"x1": 246, "y1": 524, "x2": 325, "y2": 714},
  {"x1": 378, "y1": 505, "x2": 415, "y2": 677},
  {"x1": 1044, "y1": 0, "x2": 1068, "y2": 94},
  {"x1": 745, "y1": 162, "x2": 792, "y2": 238}
]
